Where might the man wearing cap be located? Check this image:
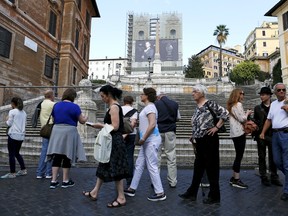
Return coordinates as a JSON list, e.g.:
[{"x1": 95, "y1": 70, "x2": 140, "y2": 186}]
[
  {"x1": 155, "y1": 92, "x2": 180, "y2": 188},
  {"x1": 260, "y1": 83, "x2": 288, "y2": 201},
  {"x1": 253, "y1": 87, "x2": 282, "y2": 186}
]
